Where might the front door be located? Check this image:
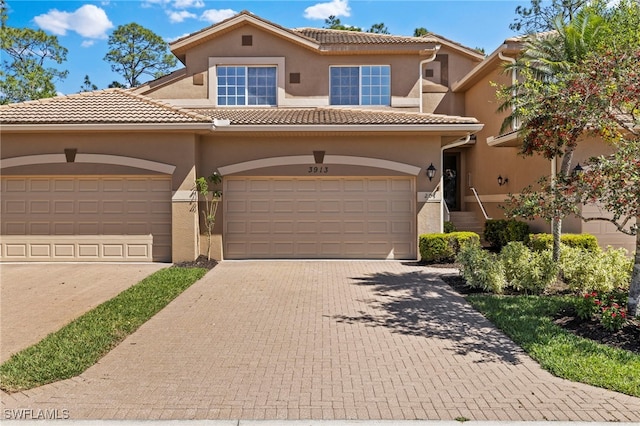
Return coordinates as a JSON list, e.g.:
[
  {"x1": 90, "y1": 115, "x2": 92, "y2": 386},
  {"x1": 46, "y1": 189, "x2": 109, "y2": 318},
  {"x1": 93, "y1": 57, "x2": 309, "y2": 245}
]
[{"x1": 443, "y1": 153, "x2": 459, "y2": 211}]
